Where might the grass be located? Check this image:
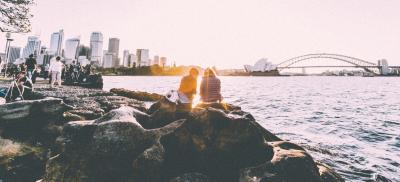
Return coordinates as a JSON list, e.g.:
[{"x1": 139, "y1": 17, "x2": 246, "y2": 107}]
[{"x1": 0, "y1": 137, "x2": 22, "y2": 158}]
